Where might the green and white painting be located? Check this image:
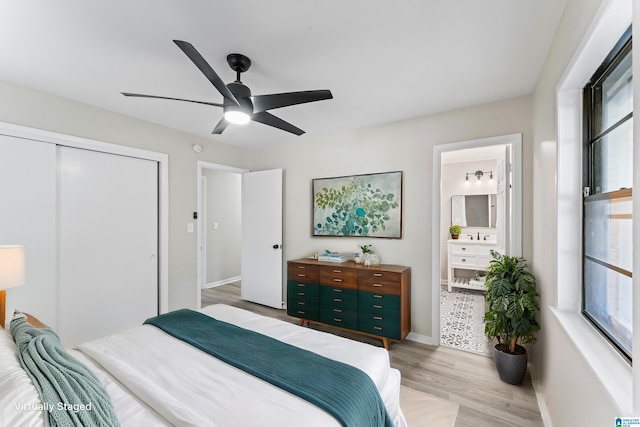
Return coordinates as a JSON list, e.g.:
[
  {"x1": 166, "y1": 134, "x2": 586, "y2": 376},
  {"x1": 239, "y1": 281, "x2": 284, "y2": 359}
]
[{"x1": 313, "y1": 171, "x2": 402, "y2": 238}]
